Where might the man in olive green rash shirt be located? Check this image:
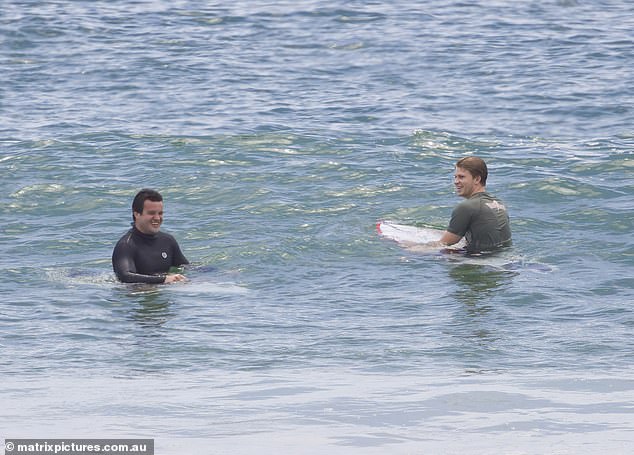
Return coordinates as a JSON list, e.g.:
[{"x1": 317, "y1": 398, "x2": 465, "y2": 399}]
[{"x1": 410, "y1": 157, "x2": 512, "y2": 254}]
